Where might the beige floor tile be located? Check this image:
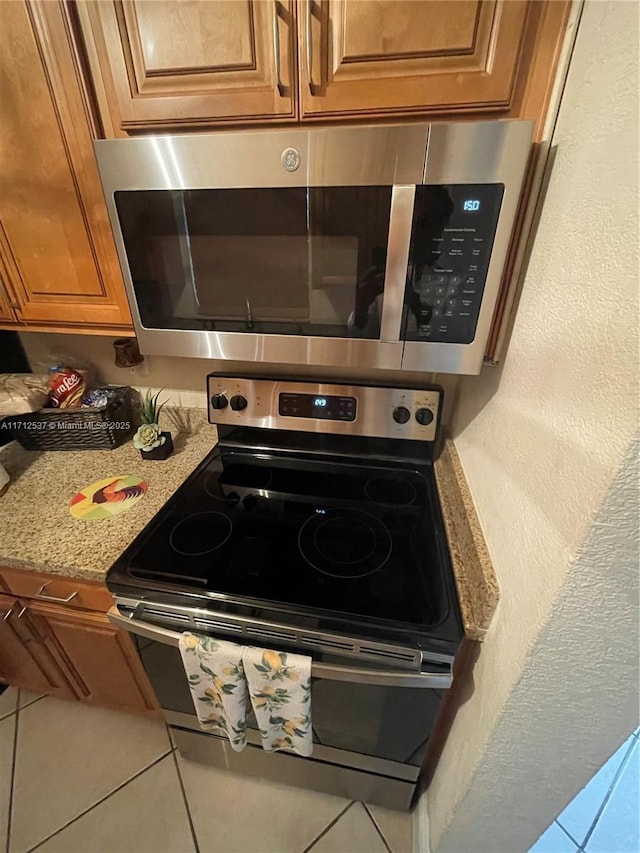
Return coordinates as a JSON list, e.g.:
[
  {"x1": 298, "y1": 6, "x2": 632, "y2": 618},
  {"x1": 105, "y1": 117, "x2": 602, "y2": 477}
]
[
  {"x1": 177, "y1": 754, "x2": 350, "y2": 853},
  {"x1": 34, "y1": 755, "x2": 195, "y2": 853},
  {"x1": 0, "y1": 686, "x2": 18, "y2": 720},
  {"x1": 10, "y1": 698, "x2": 171, "y2": 853},
  {"x1": 310, "y1": 803, "x2": 388, "y2": 853},
  {"x1": 367, "y1": 804, "x2": 413, "y2": 853},
  {"x1": 1, "y1": 715, "x2": 16, "y2": 850},
  {"x1": 17, "y1": 690, "x2": 45, "y2": 709}
]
